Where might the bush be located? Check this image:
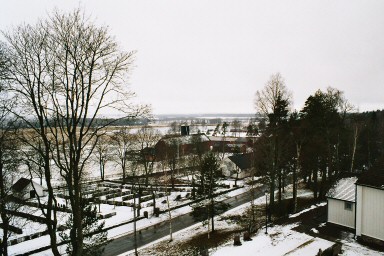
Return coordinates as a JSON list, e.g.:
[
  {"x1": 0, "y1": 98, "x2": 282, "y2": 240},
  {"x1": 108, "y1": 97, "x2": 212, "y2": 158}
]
[
  {"x1": 190, "y1": 201, "x2": 230, "y2": 222},
  {"x1": 273, "y1": 198, "x2": 294, "y2": 217}
]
